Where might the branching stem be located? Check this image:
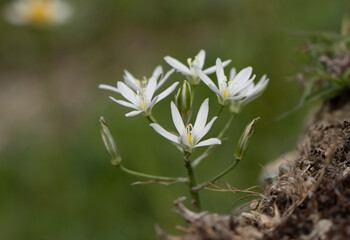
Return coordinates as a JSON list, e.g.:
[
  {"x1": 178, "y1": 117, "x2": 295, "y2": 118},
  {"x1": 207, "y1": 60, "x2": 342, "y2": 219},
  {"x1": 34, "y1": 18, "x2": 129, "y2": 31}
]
[
  {"x1": 192, "y1": 159, "x2": 240, "y2": 191},
  {"x1": 184, "y1": 151, "x2": 201, "y2": 211},
  {"x1": 192, "y1": 114, "x2": 235, "y2": 167},
  {"x1": 119, "y1": 164, "x2": 187, "y2": 183}
]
